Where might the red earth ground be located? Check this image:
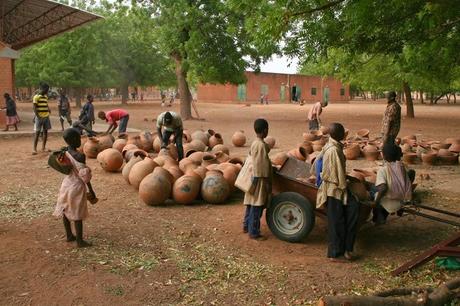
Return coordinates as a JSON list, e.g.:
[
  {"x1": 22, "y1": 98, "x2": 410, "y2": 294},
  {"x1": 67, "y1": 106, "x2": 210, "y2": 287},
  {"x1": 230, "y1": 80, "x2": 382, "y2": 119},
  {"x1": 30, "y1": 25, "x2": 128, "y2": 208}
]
[{"x1": 1, "y1": 100, "x2": 459, "y2": 305}]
